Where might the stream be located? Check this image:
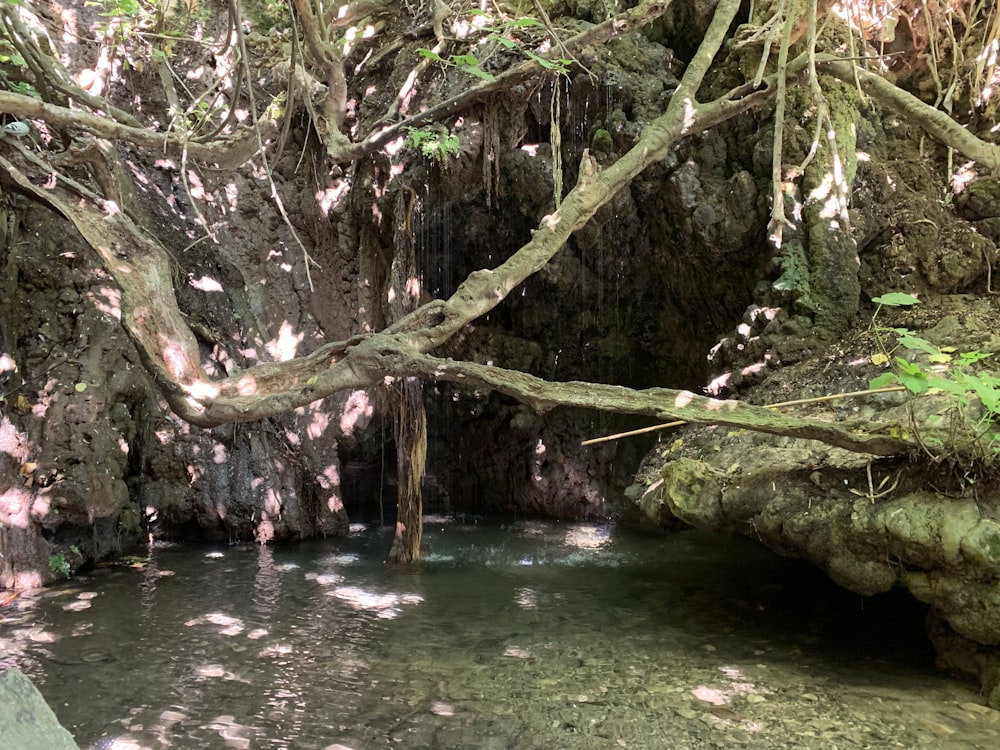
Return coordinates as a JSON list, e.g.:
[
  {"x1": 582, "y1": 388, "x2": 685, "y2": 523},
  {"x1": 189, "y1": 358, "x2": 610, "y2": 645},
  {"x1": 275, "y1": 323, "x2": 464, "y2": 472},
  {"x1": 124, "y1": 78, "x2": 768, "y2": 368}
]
[{"x1": 1, "y1": 518, "x2": 999, "y2": 749}]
